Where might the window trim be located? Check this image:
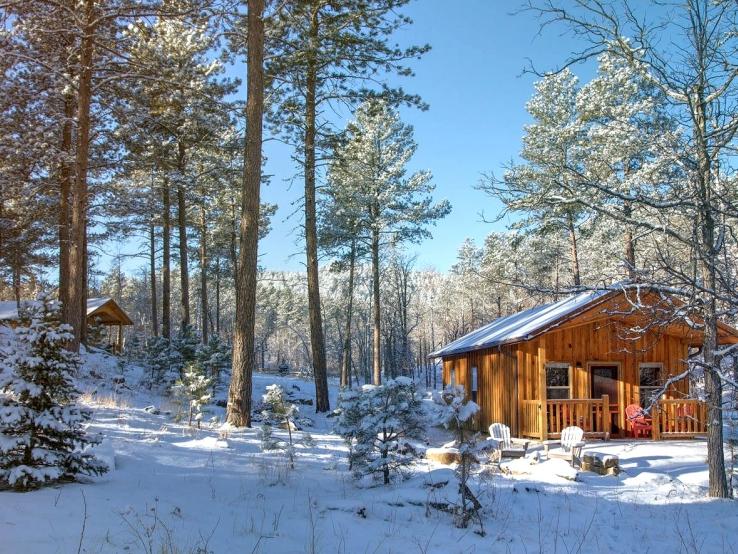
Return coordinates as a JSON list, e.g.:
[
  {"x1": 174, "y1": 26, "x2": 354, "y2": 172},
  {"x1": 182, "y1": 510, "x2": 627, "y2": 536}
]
[
  {"x1": 638, "y1": 362, "x2": 664, "y2": 407},
  {"x1": 545, "y1": 362, "x2": 572, "y2": 400},
  {"x1": 471, "y1": 366, "x2": 478, "y2": 402}
]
